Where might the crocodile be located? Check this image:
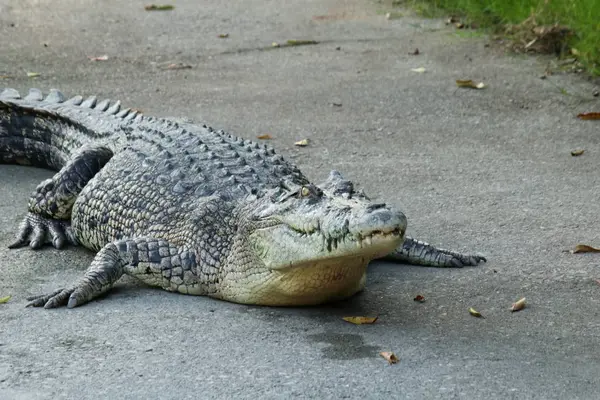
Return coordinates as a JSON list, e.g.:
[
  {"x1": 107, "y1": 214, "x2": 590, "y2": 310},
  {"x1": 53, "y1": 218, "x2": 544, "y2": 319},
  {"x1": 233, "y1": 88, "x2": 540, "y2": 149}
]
[{"x1": 0, "y1": 87, "x2": 486, "y2": 309}]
